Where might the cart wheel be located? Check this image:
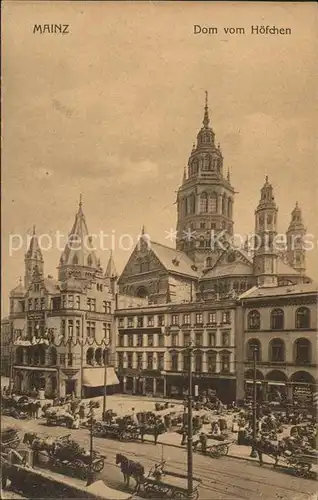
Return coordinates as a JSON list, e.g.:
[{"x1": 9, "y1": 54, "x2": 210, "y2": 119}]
[
  {"x1": 219, "y1": 444, "x2": 229, "y2": 456},
  {"x1": 119, "y1": 431, "x2": 129, "y2": 441},
  {"x1": 296, "y1": 463, "x2": 311, "y2": 477},
  {"x1": 174, "y1": 491, "x2": 188, "y2": 499},
  {"x1": 93, "y1": 459, "x2": 104, "y2": 472},
  {"x1": 208, "y1": 447, "x2": 218, "y2": 458}
]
